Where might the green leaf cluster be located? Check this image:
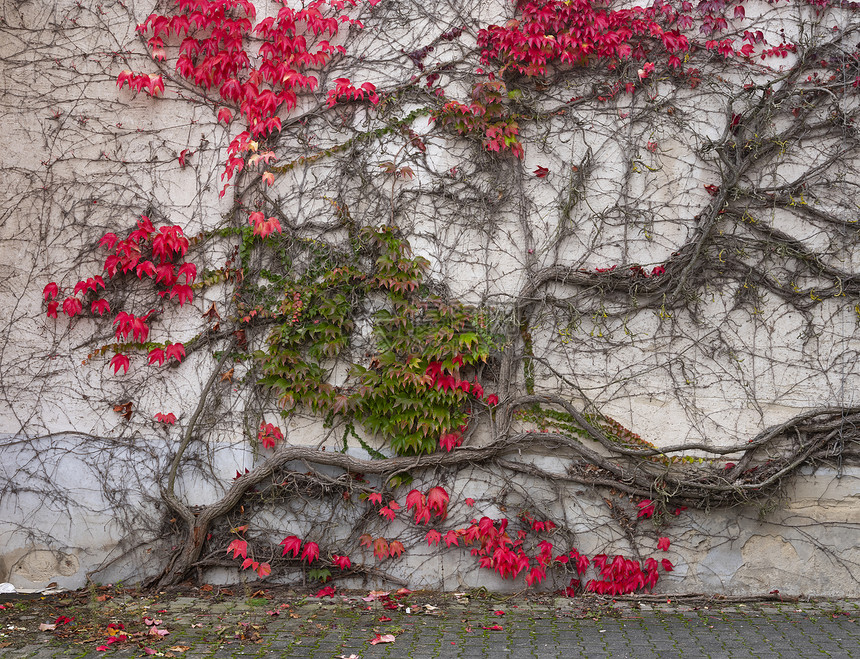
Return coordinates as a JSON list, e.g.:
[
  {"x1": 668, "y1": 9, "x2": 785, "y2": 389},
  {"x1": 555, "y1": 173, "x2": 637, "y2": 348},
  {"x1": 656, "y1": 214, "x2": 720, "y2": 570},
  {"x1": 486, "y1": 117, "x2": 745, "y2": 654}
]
[{"x1": 255, "y1": 225, "x2": 498, "y2": 455}]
